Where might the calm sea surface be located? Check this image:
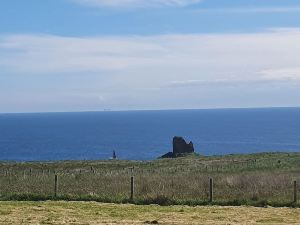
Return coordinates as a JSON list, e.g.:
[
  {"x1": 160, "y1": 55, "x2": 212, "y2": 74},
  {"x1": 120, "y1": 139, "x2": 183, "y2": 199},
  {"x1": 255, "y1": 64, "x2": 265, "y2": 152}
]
[{"x1": 1, "y1": 108, "x2": 300, "y2": 161}]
